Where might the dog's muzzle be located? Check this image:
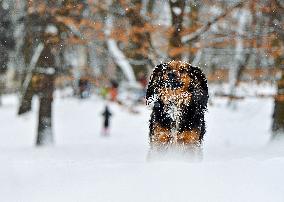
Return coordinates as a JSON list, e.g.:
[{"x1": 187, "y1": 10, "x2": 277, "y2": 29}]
[{"x1": 165, "y1": 72, "x2": 183, "y2": 89}]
